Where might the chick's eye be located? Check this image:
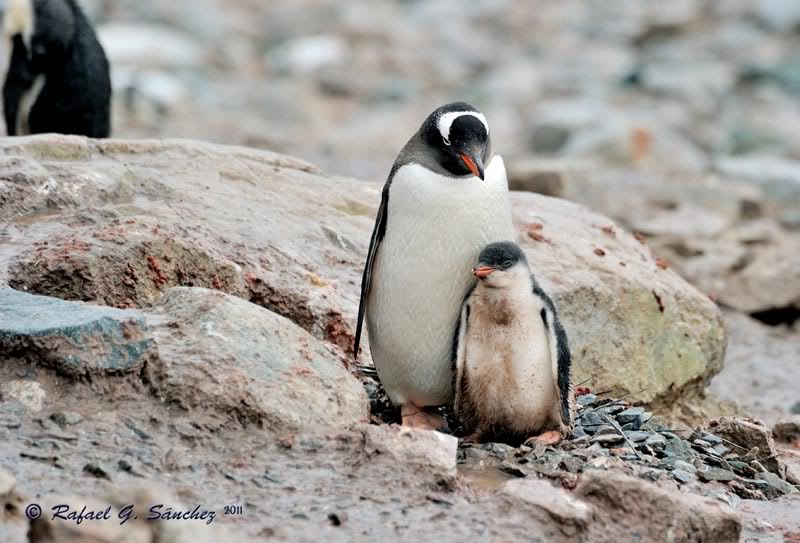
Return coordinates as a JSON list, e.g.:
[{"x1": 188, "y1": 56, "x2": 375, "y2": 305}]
[
  {"x1": 442, "y1": 135, "x2": 451, "y2": 146},
  {"x1": 503, "y1": 260, "x2": 513, "y2": 268}
]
